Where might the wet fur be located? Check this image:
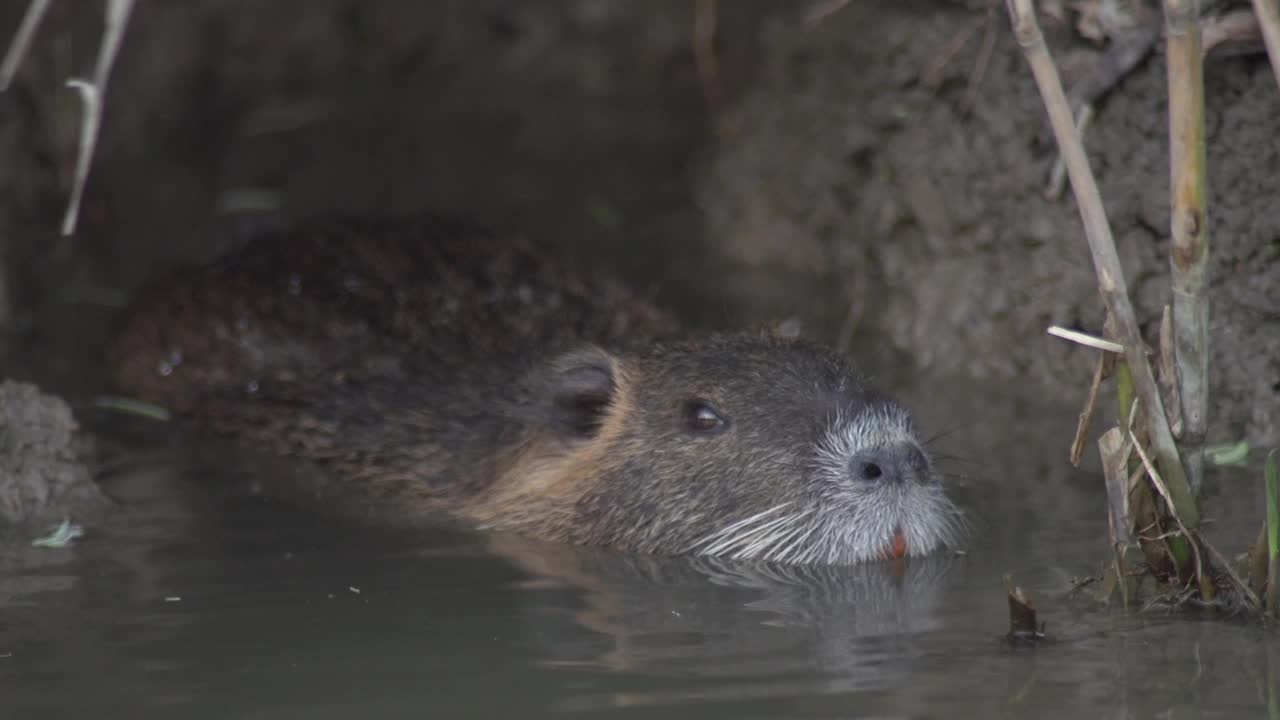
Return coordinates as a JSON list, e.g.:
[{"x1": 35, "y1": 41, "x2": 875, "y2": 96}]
[{"x1": 107, "y1": 214, "x2": 963, "y2": 564}]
